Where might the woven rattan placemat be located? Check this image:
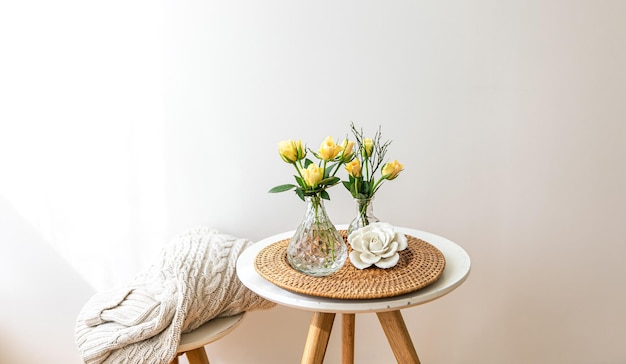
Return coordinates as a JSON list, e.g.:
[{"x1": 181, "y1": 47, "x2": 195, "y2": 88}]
[{"x1": 254, "y1": 231, "x2": 446, "y2": 299}]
